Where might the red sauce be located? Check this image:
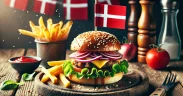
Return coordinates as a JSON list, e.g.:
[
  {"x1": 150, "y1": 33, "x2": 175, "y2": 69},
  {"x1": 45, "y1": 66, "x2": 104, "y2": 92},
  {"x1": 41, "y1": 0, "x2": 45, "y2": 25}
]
[{"x1": 14, "y1": 56, "x2": 38, "y2": 62}]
